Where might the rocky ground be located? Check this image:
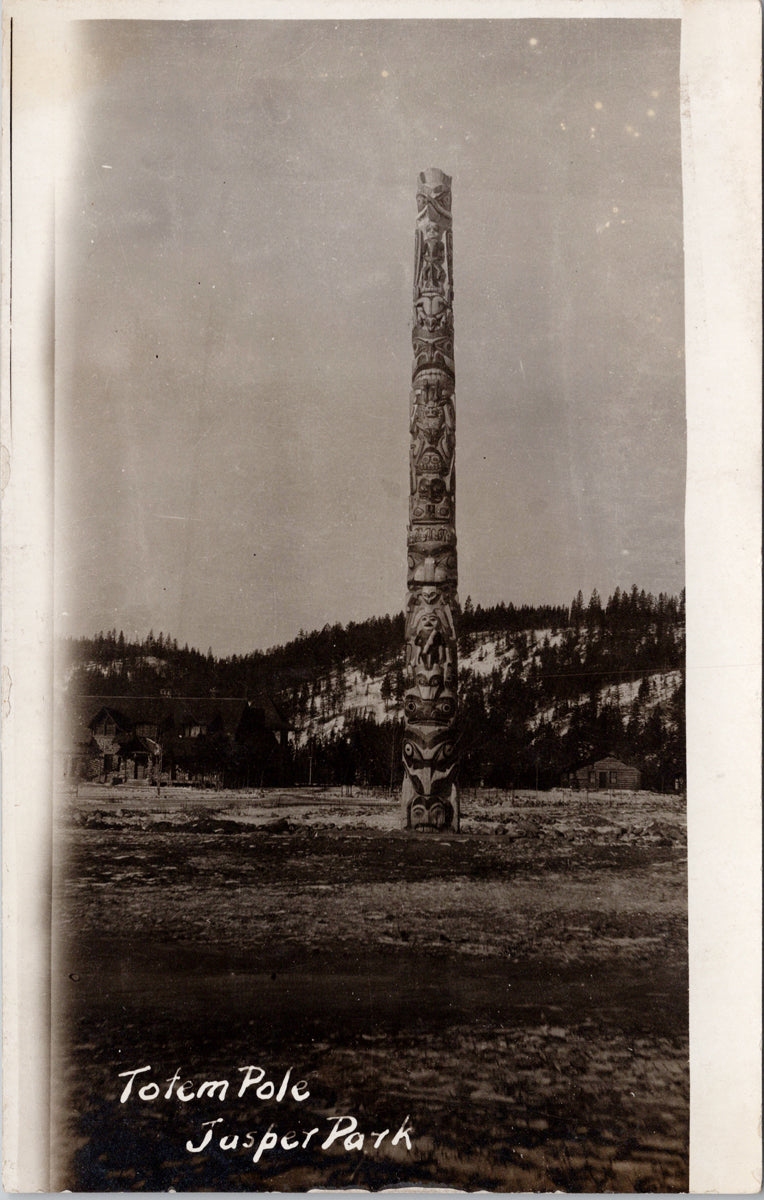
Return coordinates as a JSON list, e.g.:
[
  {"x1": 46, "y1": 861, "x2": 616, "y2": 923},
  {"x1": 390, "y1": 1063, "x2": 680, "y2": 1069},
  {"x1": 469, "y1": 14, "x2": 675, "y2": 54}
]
[{"x1": 52, "y1": 784, "x2": 688, "y2": 1192}]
